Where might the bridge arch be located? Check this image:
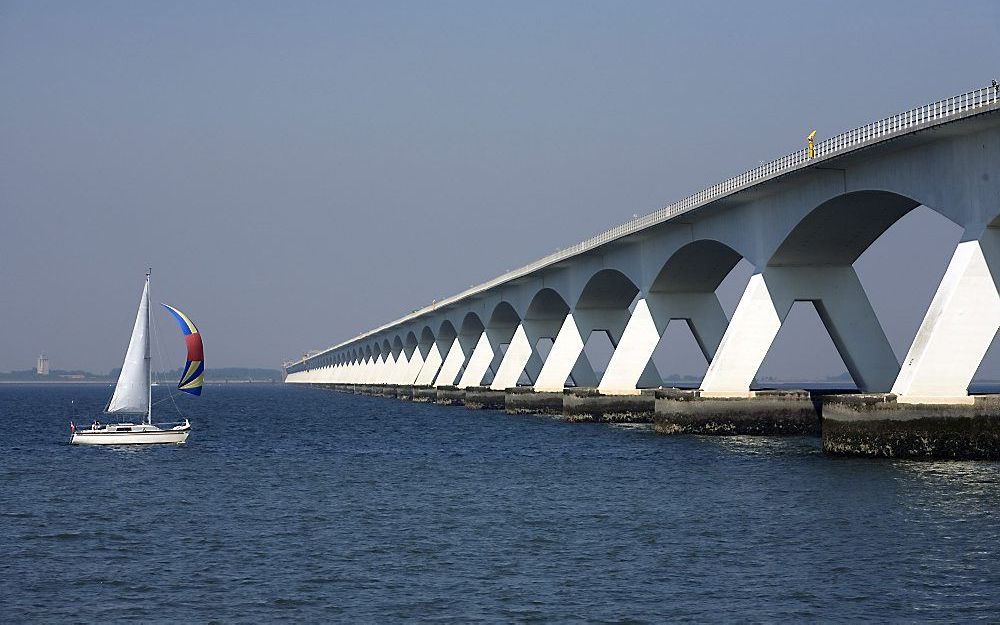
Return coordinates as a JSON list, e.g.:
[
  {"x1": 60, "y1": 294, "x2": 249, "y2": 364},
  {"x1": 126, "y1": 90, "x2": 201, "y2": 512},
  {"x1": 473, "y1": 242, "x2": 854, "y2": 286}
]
[
  {"x1": 492, "y1": 288, "x2": 574, "y2": 388},
  {"x1": 595, "y1": 240, "x2": 745, "y2": 392},
  {"x1": 531, "y1": 270, "x2": 640, "y2": 390},
  {"x1": 576, "y1": 269, "x2": 640, "y2": 310},
  {"x1": 768, "y1": 191, "x2": 931, "y2": 267},
  {"x1": 437, "y1": 319, "x2": 458, "y2": 343},
  {"x1": 651, "y1": 239, "x2": 745, "y2": 294},
  {"x1": 702, "y1": 190, "x2": 959, "y2": 395}
]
